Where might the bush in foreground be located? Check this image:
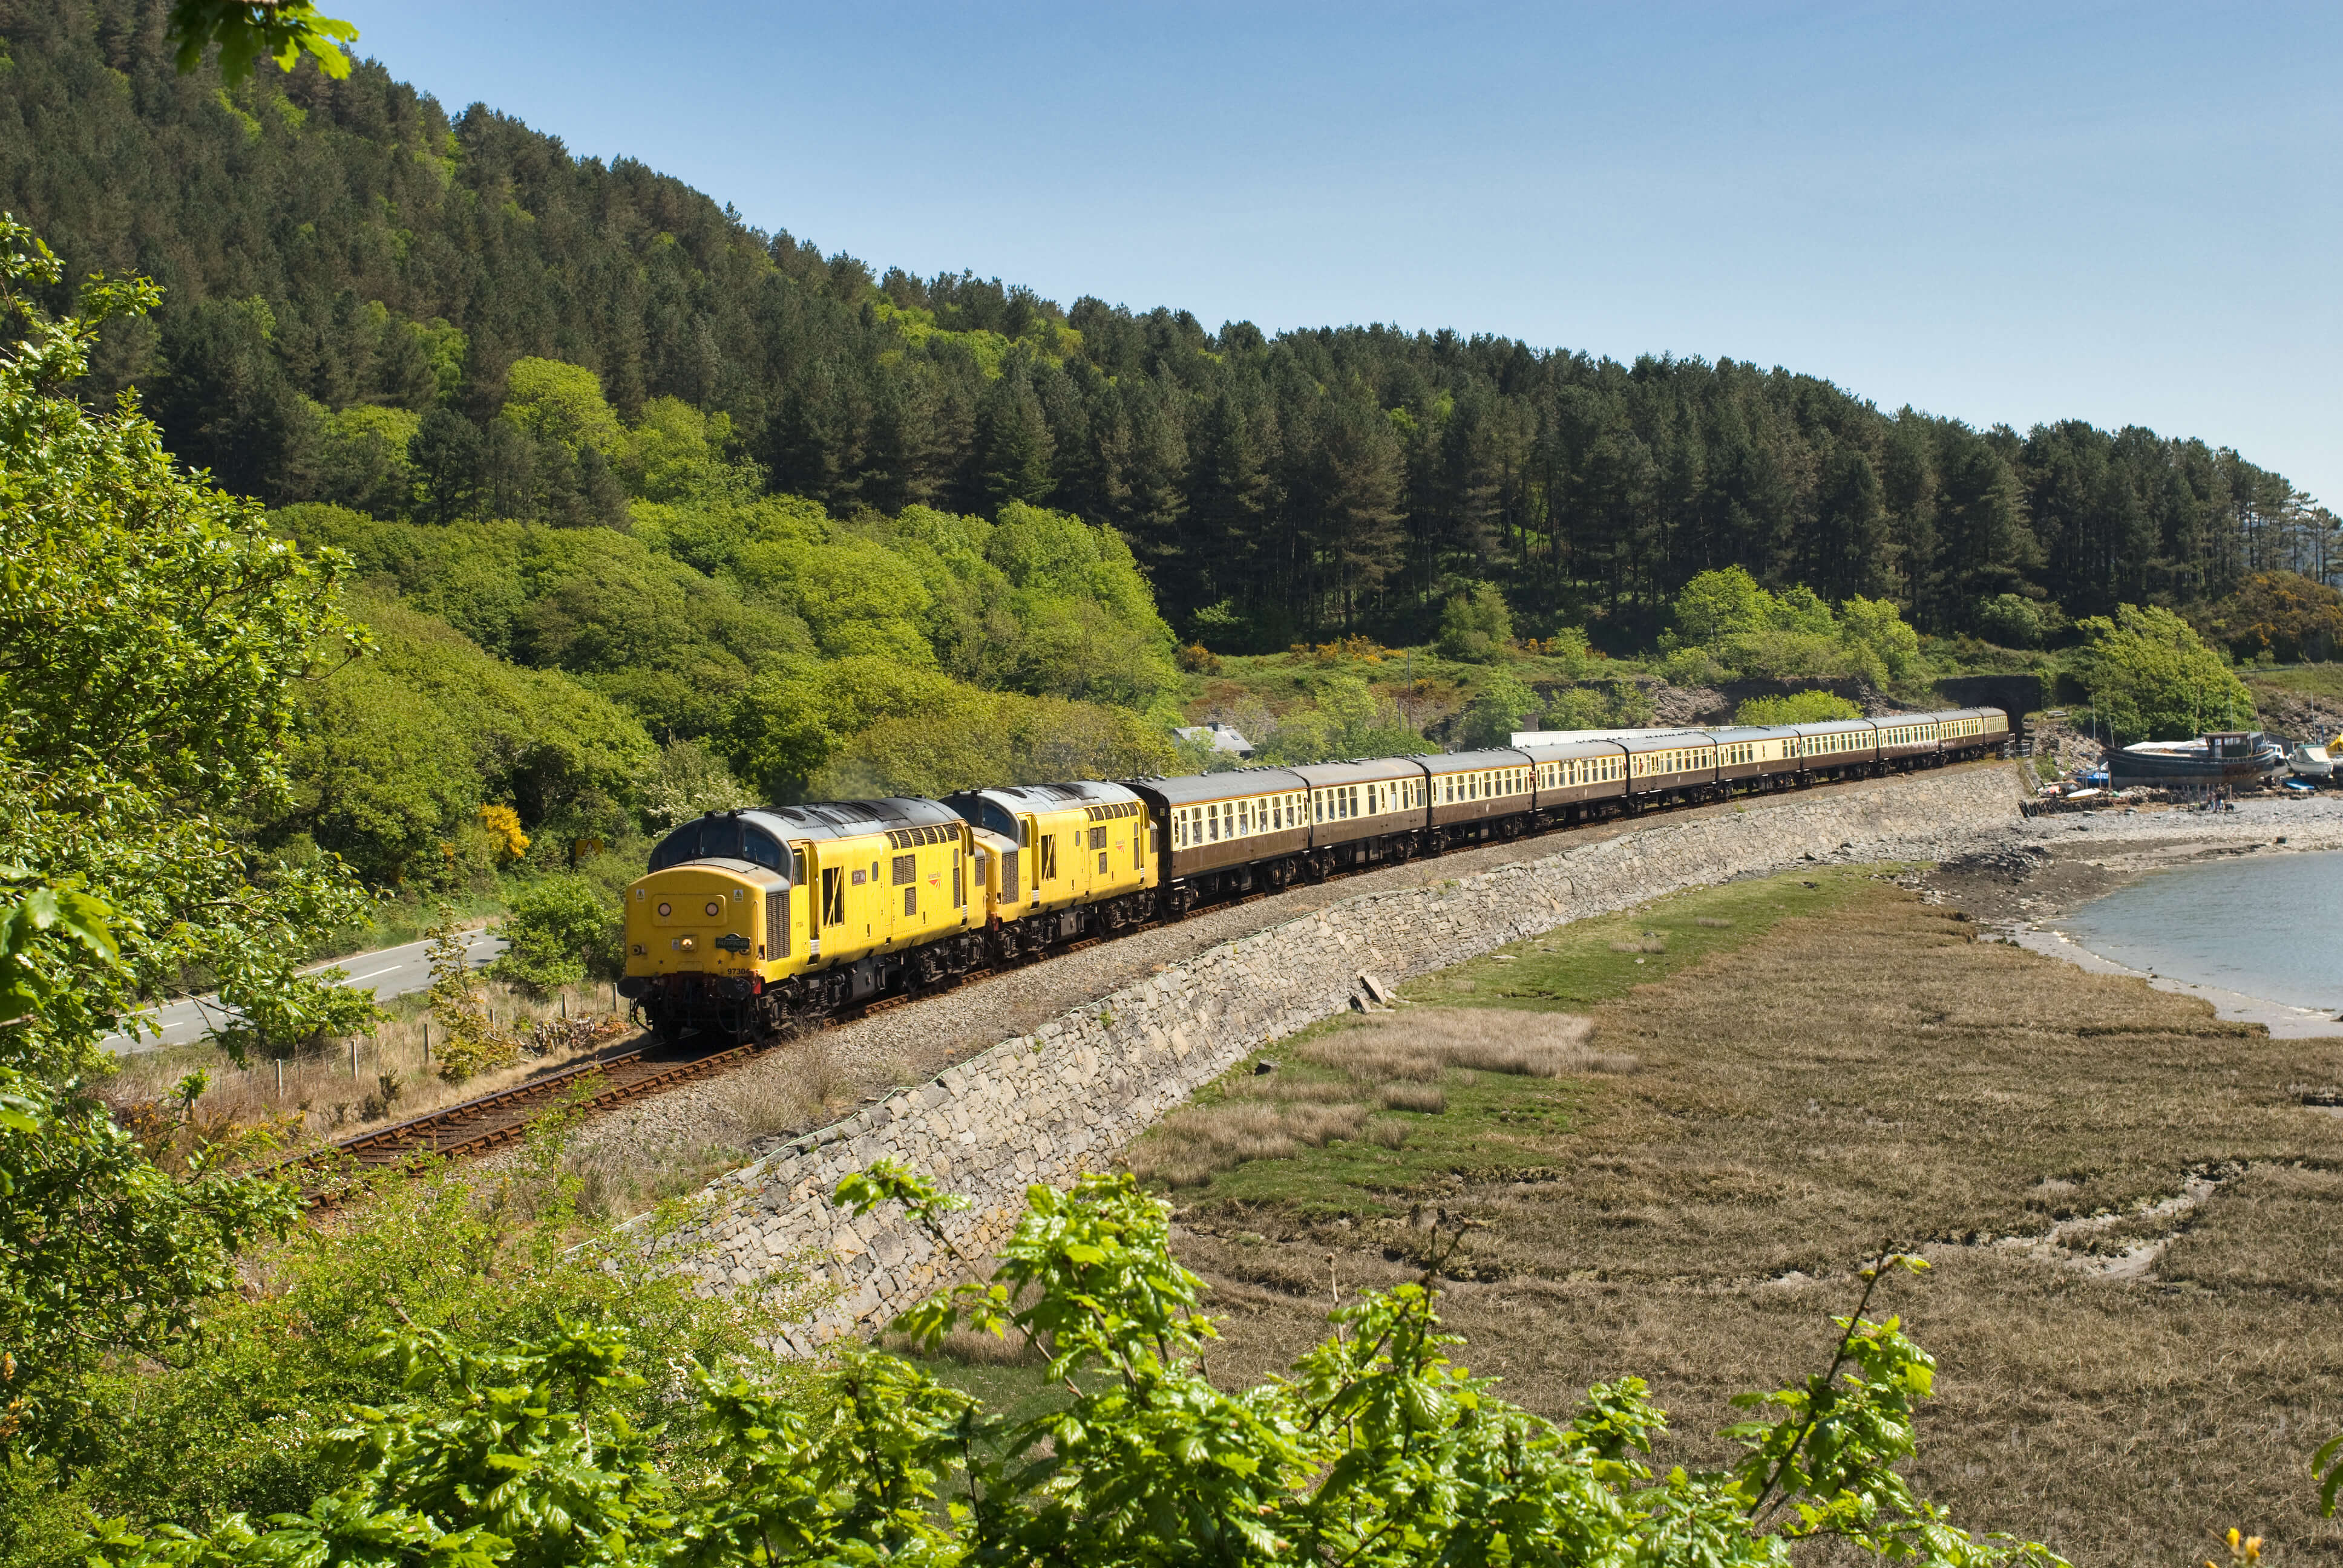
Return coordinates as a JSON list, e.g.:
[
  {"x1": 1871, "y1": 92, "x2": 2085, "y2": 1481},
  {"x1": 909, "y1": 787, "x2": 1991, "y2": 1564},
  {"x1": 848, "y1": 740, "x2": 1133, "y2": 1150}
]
[{"x1": 92, "y1": 1165, "x2": 2070, "y2": 1567}]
